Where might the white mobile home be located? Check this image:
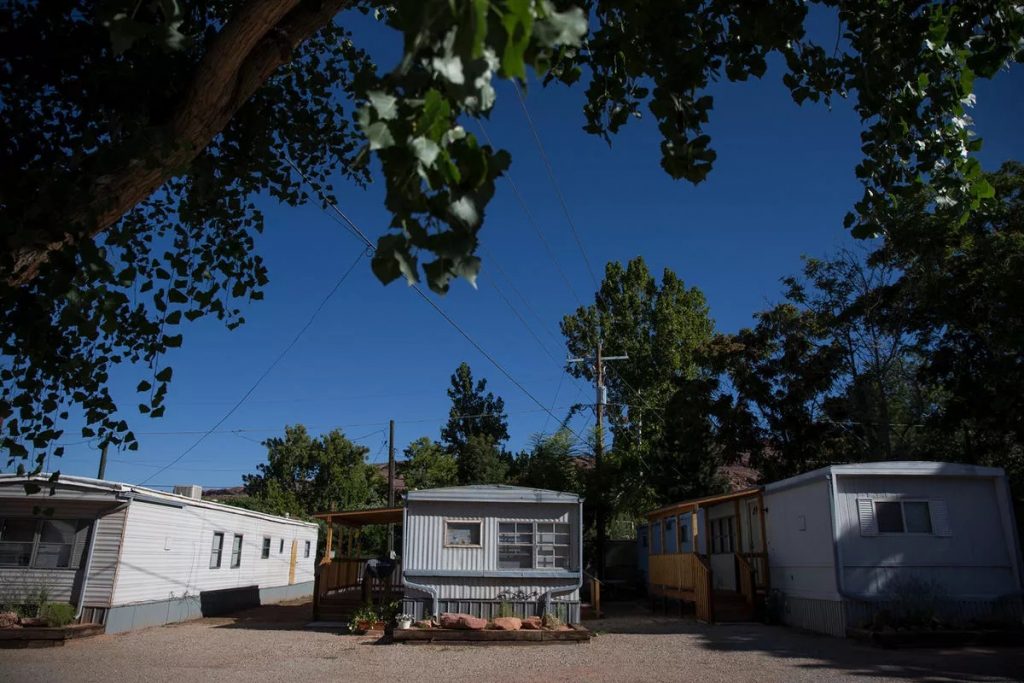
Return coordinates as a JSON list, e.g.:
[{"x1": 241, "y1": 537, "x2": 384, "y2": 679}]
[
  {"x1": 0, "y1": 474, "x2": 318, "y2": 633},
  {"x1": 401, "y1": 485, "x2": 583, "y2": 623},
  {"x1": 764, "y1": 461, "x2": 1024, "y2": 636}
]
